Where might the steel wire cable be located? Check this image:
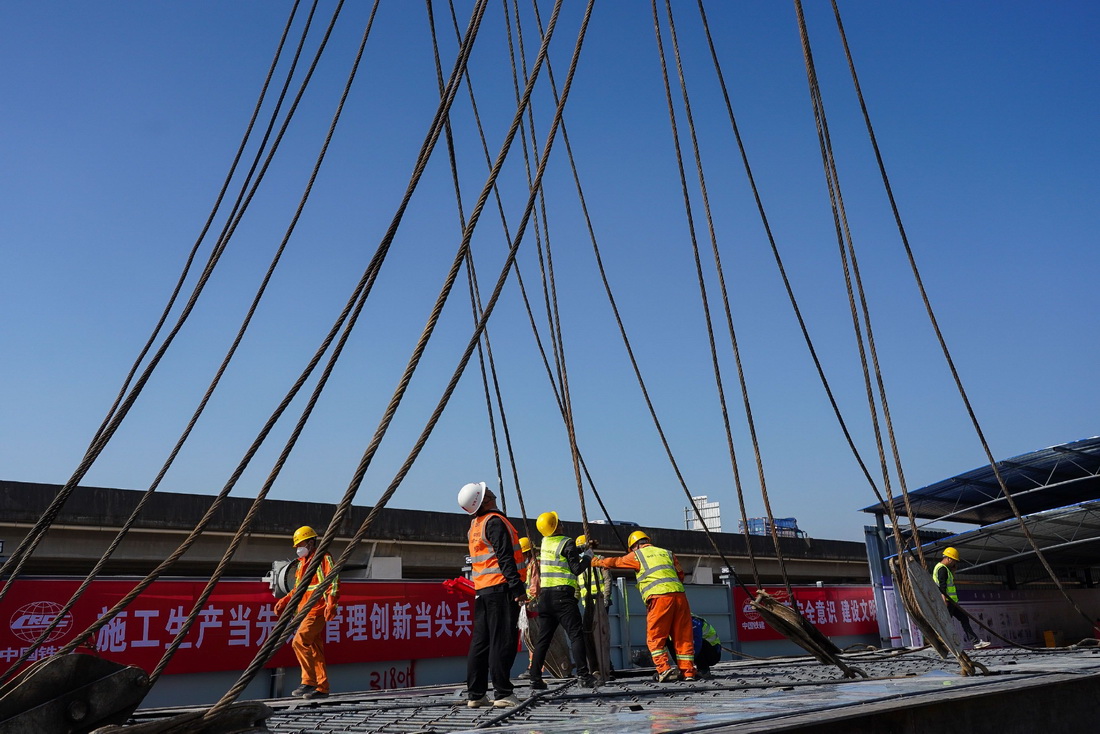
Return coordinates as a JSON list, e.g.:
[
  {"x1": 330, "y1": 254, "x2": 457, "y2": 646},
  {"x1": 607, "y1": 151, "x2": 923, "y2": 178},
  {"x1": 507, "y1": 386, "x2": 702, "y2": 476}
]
[
  {"x1": 792, "y1": 1, "x2": 919, "y2": 591},
  {"x1": 44, "y1": 0, "x2": 484, "y2": 681},
  {"x1": 828, "y1": 0, "x2": 1096, "y2": 632},
  {"x1": 426, "y1": 0, "x2": 515, "y2": 526},
  {"x1": 694, "y1": 0, "x2": 887, "y2": 523},
  {"x1": 506, "y1": 1, "x2": 593, "y2": 542},
  {"x1": 26, "y1": 0, "x2": 378, "y2": 677},
  {"x1": 0, "y1": 0, "x2": 317, "y2": 604},
  {"x1": 205, "y1": 0, "x2": 590, "y2": 716},
  {"x1": 645, "y1": 0, "x2": 764, "y2": 594},
  {"x1": 0, "y1": 2, "x2": 331, "y2": 678}
]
